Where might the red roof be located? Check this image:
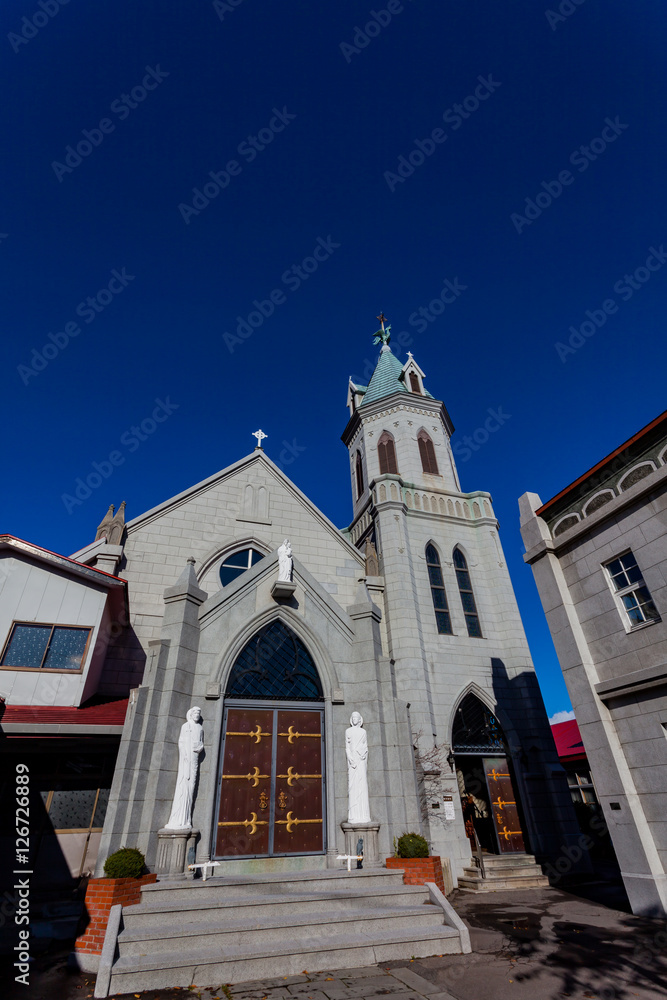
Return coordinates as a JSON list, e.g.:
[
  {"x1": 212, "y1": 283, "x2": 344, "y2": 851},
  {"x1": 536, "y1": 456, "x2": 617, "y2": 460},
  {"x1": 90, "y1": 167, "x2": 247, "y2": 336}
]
[
  {"x1": 0, "y1": 697, "x2": 129, "y2": 728},
  {"x1": 551, "y1": 718, "x2": 586, "y2": 760}
]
